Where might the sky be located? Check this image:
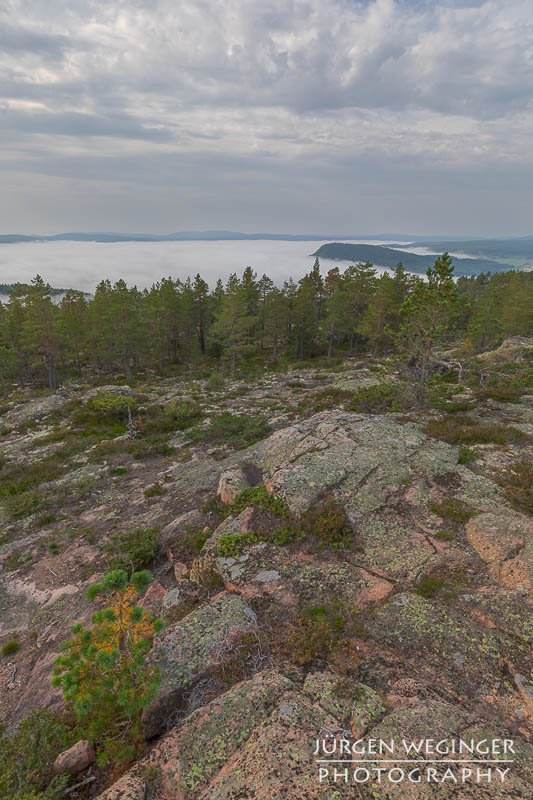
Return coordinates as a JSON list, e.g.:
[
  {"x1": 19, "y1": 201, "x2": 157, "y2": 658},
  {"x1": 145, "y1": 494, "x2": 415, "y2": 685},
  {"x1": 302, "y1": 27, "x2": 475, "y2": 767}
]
[{"x1": 1, "y1": 0, "x2": 532, "y2": 236}]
